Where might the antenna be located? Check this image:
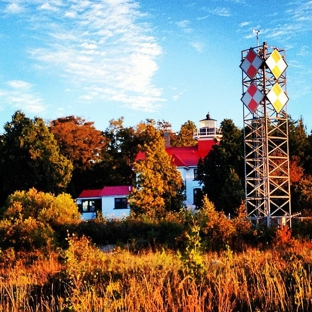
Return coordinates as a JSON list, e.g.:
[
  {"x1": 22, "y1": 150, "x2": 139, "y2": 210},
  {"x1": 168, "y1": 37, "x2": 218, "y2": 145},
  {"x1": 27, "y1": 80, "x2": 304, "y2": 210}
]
[{"x1": 252, "y1": 29, "x2": 260, "y2": 47}]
